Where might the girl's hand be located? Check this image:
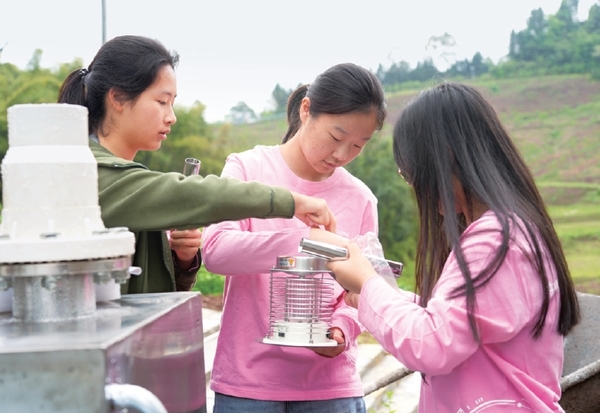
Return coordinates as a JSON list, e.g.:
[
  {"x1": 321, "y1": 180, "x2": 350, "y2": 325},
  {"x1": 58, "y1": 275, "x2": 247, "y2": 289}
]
[
  {"x1": 344, "y1": 291, "x2": 360, "y2": 309},
  {"x1": 310, "y1": 327, "x2": 346, "y2": 358},
  {"x1": 309, "y1": 227, "x2": 349, "y2": 246},
  {"x1": 290, "y1": 191, "x2": 337, "y2": 233},
  {"x1": 169, "y1": 228, "x2": 202, "y2": 269},
  {"x1": 327, "y1": 243, "x2": 377, "y2": 294}
]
